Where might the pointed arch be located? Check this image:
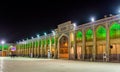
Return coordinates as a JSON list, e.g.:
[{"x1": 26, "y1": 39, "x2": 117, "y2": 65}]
[
  {"x1": 85, "y1": 29, "x2": 93, "y2": 41},
  {"x1": 96, "y1": 26, "x2": 106, "y2": 40},
  {"x1": 110, "y1": 22, "x2": 120, "y2": 38},
  {"x1": 76, "y1": 31, "x2": 82, "y2": 41}
]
